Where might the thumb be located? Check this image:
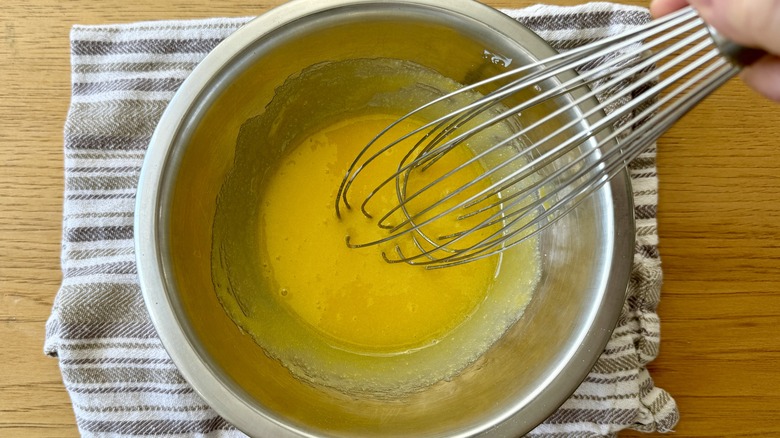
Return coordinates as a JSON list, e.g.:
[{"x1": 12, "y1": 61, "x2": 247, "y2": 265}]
[{"x1": 688, "y1": 0, "x2": 780, "y2": 55}]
